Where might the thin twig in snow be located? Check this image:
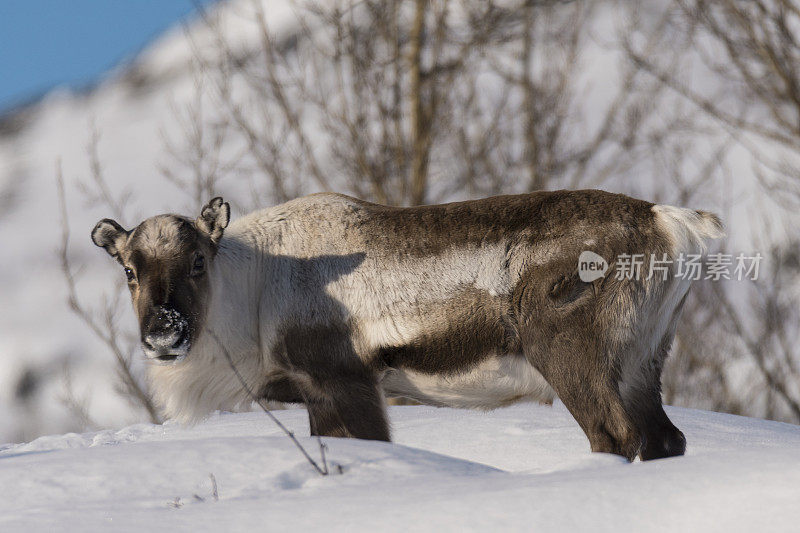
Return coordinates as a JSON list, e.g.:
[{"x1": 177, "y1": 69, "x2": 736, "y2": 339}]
[
  {"x1": 210, "y1": 473, "x2": 219, "y2": 501},
  {"x1": 207, "y1": 329, "x2": 330, "y2": 476}
]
